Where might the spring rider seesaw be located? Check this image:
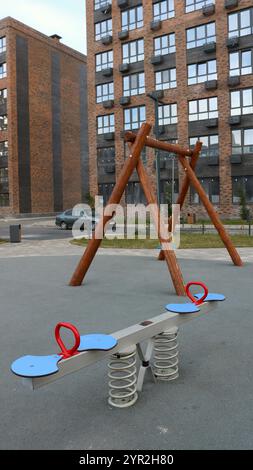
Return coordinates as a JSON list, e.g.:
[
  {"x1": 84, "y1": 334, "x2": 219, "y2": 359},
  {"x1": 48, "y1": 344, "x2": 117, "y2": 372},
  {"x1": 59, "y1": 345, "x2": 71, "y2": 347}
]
[{"x1": 11, "y1": 282, "x2": 225, "y2": 409}]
